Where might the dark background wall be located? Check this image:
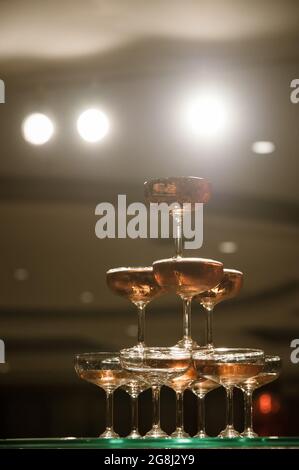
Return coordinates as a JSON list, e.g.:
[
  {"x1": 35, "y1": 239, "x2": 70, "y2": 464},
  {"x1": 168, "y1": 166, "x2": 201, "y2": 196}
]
[{"x1": 0, "y1": 0, "x2": 298, "y2": 438}]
